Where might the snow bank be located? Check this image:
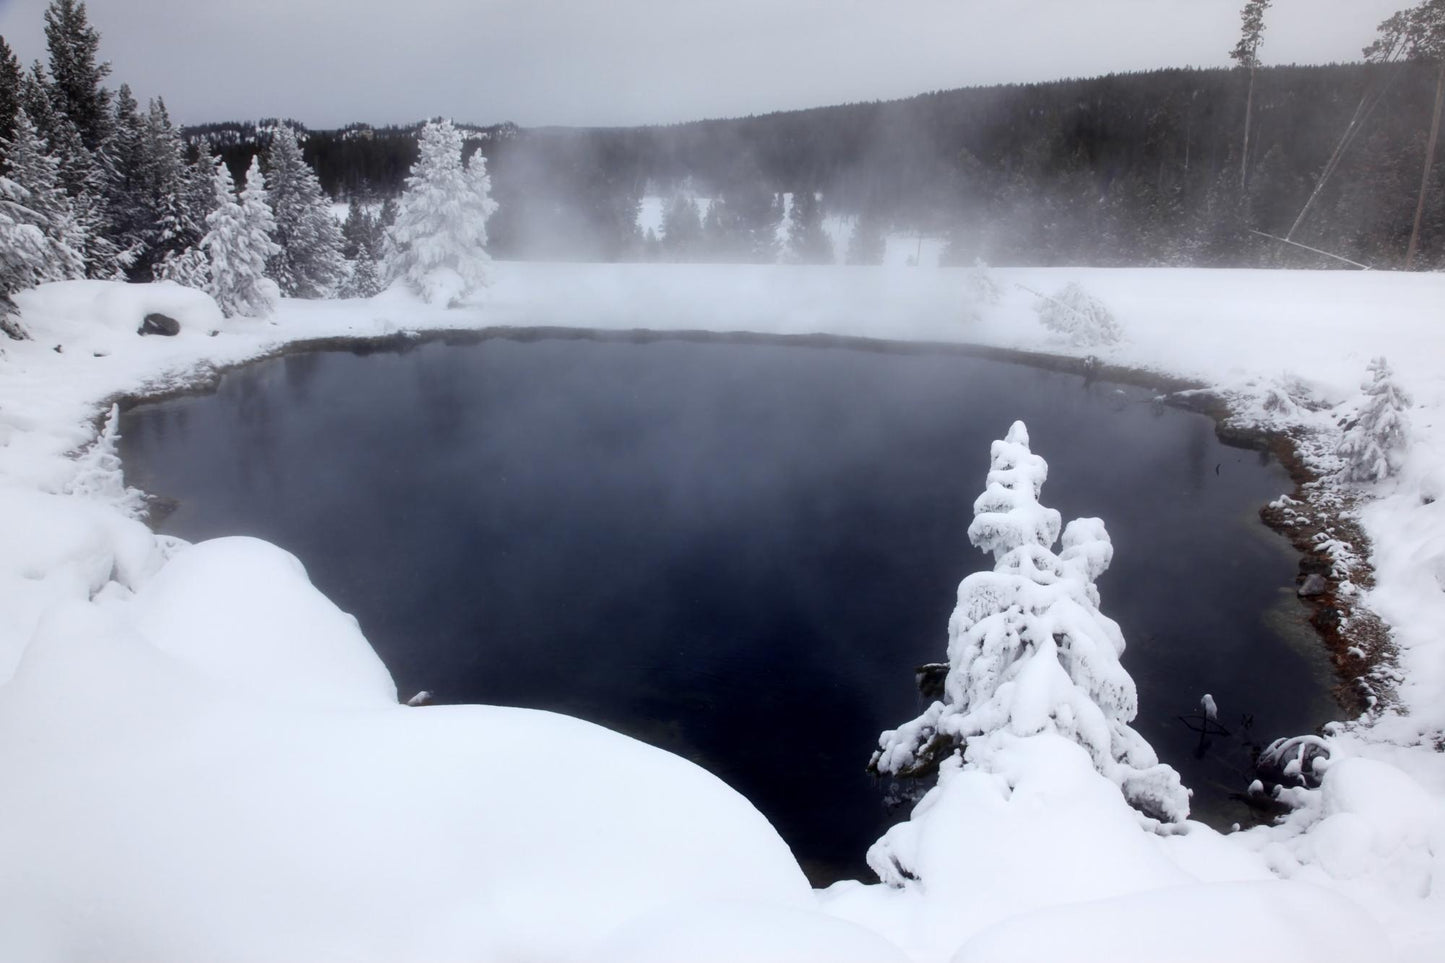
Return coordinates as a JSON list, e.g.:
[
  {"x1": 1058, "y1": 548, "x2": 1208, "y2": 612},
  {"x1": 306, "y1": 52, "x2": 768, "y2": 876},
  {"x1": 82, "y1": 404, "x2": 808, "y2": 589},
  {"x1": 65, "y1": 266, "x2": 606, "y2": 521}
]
[
  {"x1": 947, "y1": 880, "x2": 1381, "y2": 963},
  {"x1": 124, "y1": 537, "x2": 399, "y2": 709},
  {"x1": 15, "y1": 278, "x2": 223, "y2": 347},
  {"x1": 0, "y1": 546, "x2": 811, "y2": 962},
  {"x1": 3, "y1": 264, "x2": 1445, "y2": 959},
  {"x1": 595, "y1": 900, "x2": 910, "y2": 963}
]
